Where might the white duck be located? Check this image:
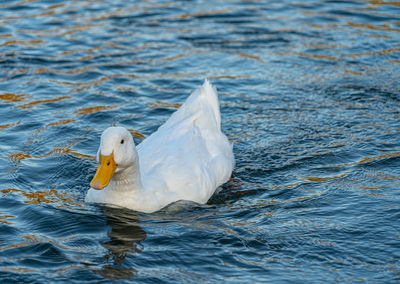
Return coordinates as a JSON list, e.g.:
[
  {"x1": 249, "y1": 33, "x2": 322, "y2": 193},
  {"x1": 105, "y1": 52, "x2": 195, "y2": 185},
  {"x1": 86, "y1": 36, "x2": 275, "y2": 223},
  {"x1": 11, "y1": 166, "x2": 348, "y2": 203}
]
[{"x1": 86, "y1": 79, "x2": 234, "y2": 213}]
